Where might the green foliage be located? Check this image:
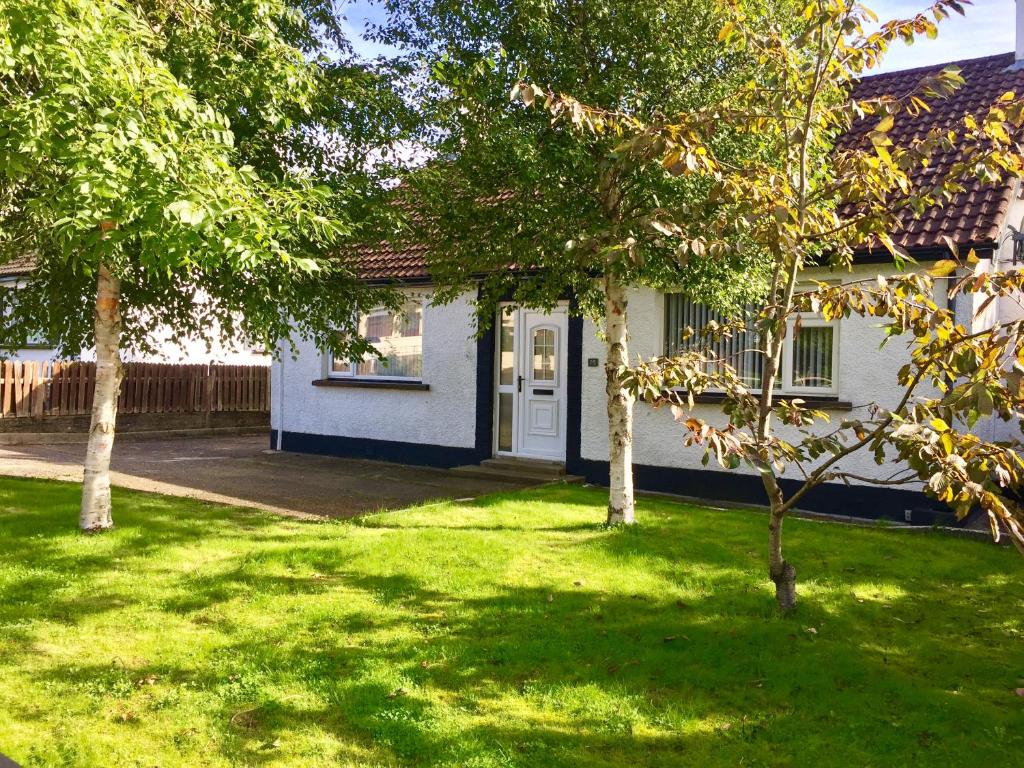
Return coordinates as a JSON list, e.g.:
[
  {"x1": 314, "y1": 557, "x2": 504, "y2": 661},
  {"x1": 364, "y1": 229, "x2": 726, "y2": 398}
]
[
  {"x1": 371, "y1": 0, "x2": 798, "y2": 323},
  {"x1": 0, "y1": 478, "x2": 1021, "y2": 765},
  {"x1": 526, "y1": 1, "x2": 1024, "y2": 552},
  {"x1": 0, "y1": 0, "x2": 401, "y2": 359}
]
